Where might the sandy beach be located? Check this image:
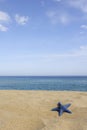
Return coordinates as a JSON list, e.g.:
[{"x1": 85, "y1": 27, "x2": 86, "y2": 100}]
[{"x1": 0, "y1": 90, "x2": 87, "y2": 130}]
